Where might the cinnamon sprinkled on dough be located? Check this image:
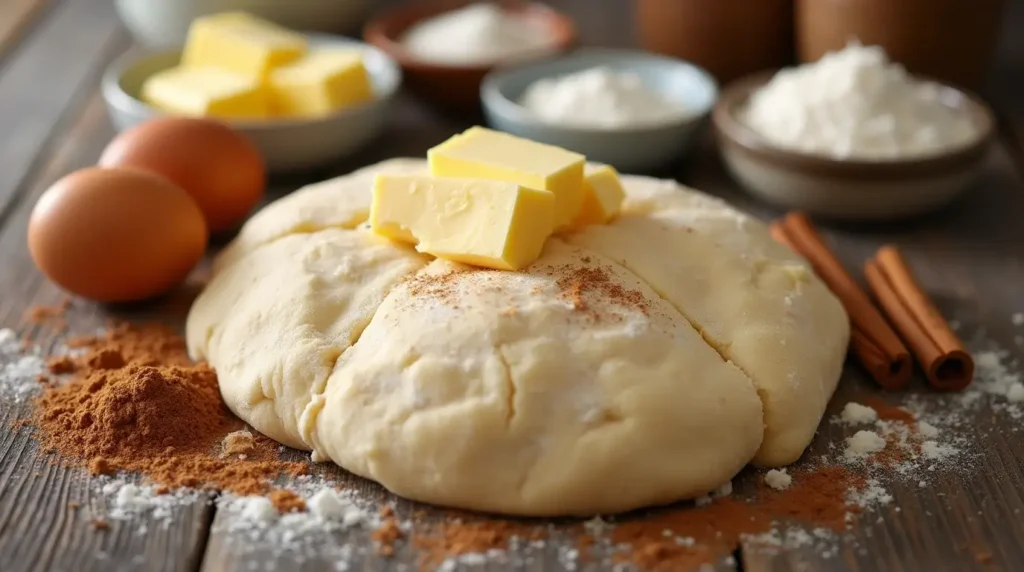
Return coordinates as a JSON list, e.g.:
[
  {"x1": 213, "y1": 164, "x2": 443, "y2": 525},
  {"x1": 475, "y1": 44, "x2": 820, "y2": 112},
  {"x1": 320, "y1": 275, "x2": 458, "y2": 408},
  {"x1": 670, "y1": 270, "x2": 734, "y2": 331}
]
[{"x1": 549, "y1": 264, "x2": 650, "y2": 317}]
